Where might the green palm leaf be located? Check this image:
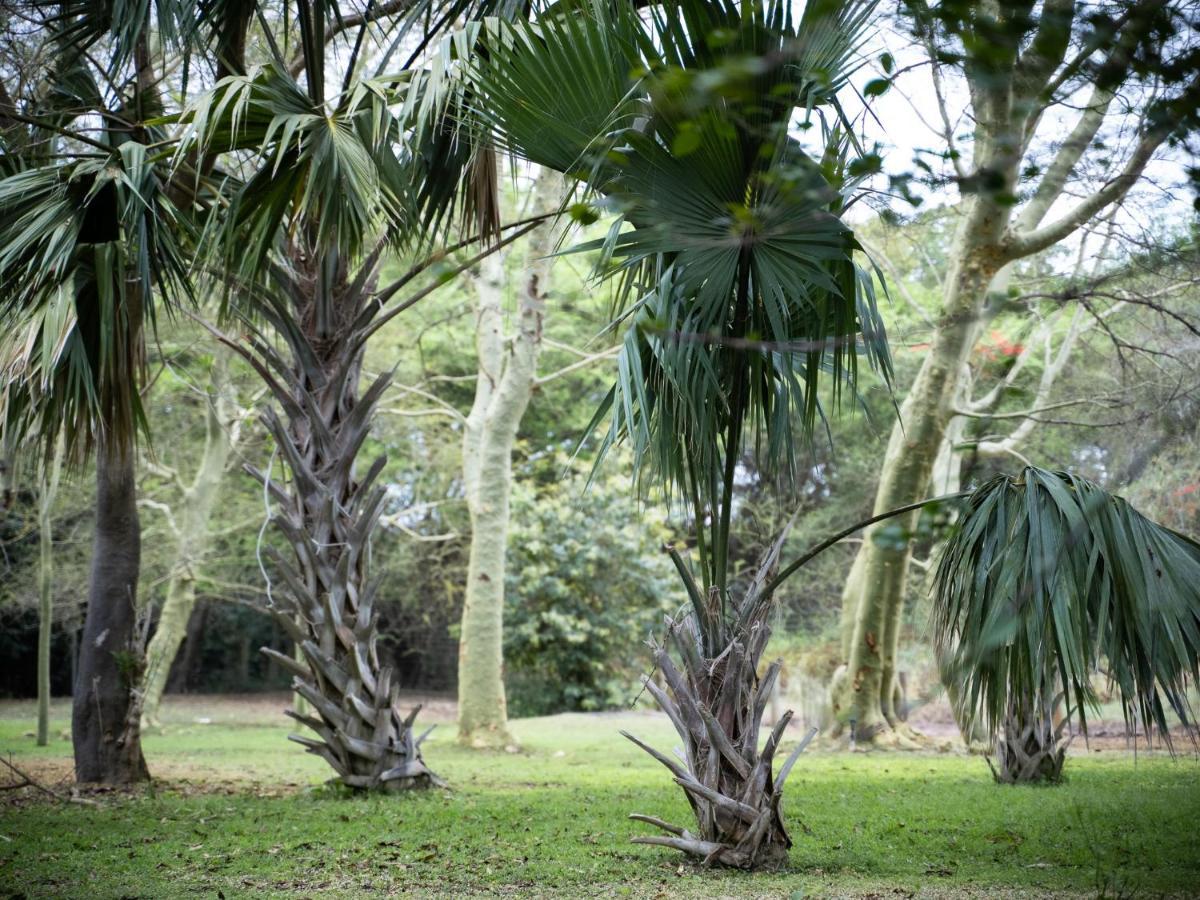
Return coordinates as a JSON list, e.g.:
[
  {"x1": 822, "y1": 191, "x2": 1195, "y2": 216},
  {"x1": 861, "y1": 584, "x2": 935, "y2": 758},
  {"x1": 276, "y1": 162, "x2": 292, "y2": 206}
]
[
  {"x1": 0, "y1": 143, "x2": 195, "y2": 463},
  {"x1": 473, "y1": 0, "x2": 889, "y2": 599},
  {"x1": 932, "y1": 467, "x2": 1200, "y2": 743}
]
